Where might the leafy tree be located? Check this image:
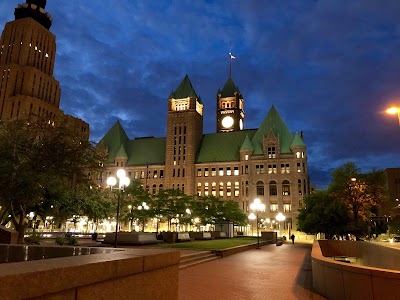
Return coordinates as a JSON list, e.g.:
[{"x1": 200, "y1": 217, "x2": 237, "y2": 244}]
[
  {"x1": 0, "y1": 118, "x2": 106, "y2": 243},
  {"x1": 328, "y1": 162, "x2": 388, "y2": 236},
  {"x1": 297, "y1": 190, "x2": 349, "y2": 238}
]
